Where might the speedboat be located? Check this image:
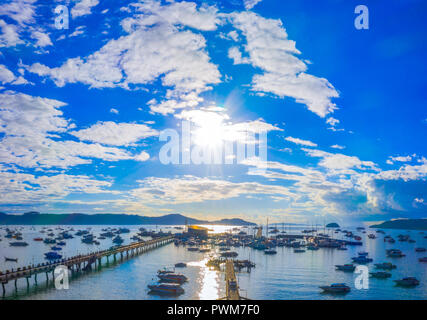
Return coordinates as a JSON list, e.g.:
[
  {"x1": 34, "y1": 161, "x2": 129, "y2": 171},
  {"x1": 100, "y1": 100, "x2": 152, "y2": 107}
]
[
  {"x1": 370, "y1": 272, "x2": 392, "y2": 279},
  {"x1": 158, "y1": 273, "x2": 188, "y2": 283},
  {"x1": 394, "y1": 277, "x2": 419, "y2": 287},
  {"x1": 374, "y1": 262, "x2": 396, "y2": 270},
  {"x1": 319, "y1": 283, "x2": 350, "y2": 293},
  {"x1": 335, "y1": 264, "x2": 356, "y2": 272},
  {"x1": 147, "y1": 284, "x2": 184, "y2": 295}
]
